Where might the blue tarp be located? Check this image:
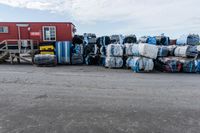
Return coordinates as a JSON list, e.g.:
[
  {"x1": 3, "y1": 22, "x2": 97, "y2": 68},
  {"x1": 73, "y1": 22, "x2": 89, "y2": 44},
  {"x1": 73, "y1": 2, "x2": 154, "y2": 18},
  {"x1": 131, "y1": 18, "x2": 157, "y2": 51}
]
[{"x1": 56, "y1": 41, "x2": 71, "y2": 64}]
